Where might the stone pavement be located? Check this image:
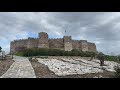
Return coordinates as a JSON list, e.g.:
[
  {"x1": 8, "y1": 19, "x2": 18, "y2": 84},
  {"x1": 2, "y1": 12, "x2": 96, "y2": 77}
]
[{"x1": 0, "y1": 56, "x2": 36, "y2": 78}]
